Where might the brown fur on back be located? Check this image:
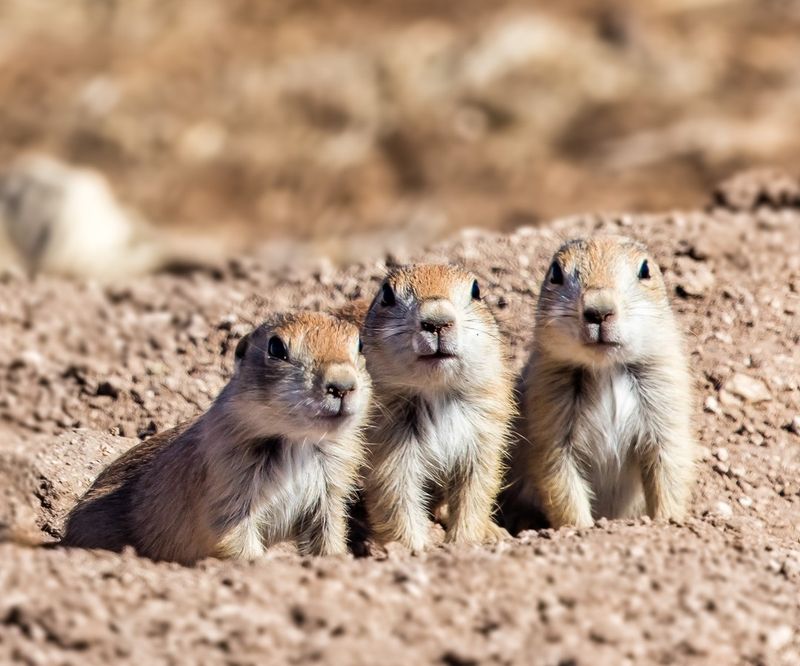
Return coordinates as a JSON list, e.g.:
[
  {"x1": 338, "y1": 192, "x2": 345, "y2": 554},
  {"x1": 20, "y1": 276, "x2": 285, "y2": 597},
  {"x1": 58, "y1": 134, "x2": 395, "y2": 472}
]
[{"x1": 63, "y1": 423, "x2": 192, "y2": 552}]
